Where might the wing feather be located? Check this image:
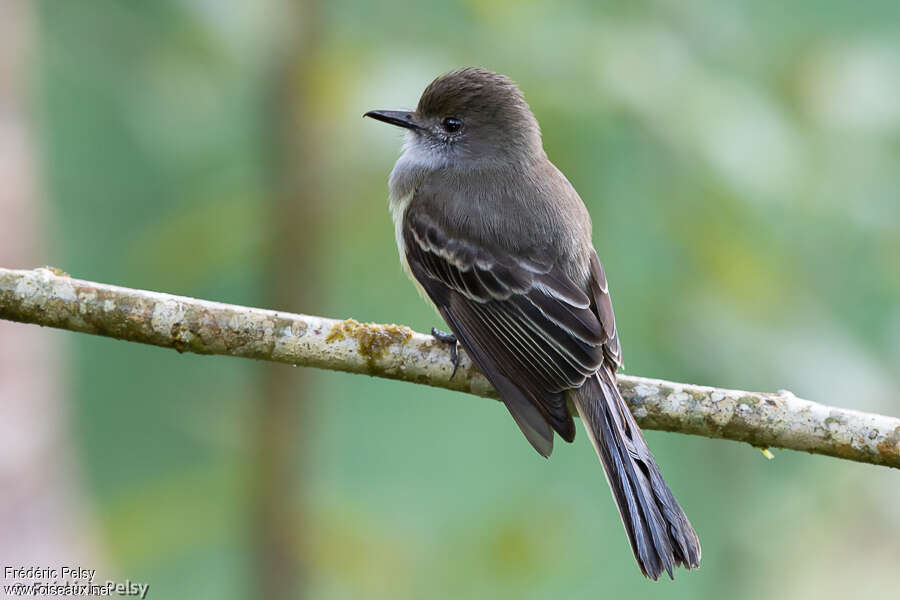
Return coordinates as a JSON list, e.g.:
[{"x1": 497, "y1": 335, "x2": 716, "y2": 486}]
[{"x1": 404, "y1": 210, "x2": 608, "y2": 446}]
